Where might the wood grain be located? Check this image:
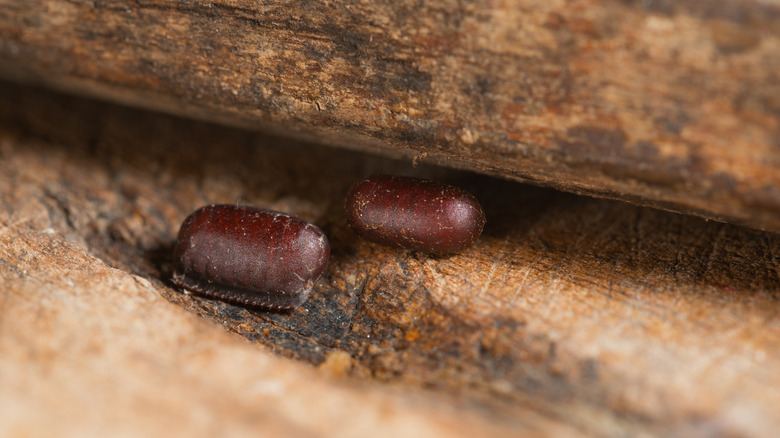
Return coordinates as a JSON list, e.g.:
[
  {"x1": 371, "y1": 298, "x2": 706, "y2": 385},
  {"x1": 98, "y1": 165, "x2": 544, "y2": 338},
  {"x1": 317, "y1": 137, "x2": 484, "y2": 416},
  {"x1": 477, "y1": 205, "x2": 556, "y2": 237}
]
[
  {"x1": 0, "y1": 0, "x2": 778, "y2": 232},
  {"x1": 1, "y1": 82, "x2": 778, "y2": 437}
]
